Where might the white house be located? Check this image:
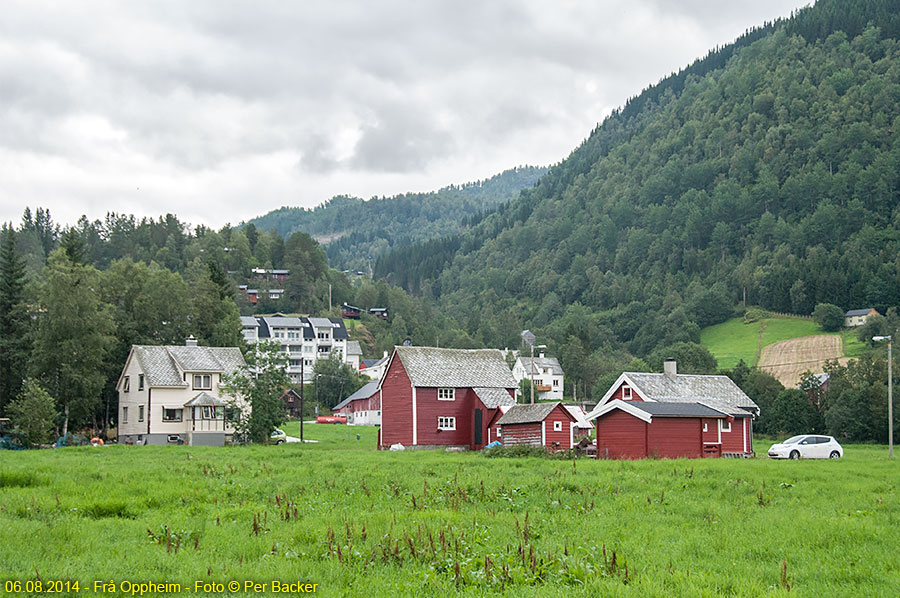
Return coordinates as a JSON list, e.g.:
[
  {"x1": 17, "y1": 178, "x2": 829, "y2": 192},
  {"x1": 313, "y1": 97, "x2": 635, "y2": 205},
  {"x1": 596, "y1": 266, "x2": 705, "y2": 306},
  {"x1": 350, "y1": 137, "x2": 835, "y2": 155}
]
[
  {"x1": 844, "y1": 308, "x2": 879, "y2": 327},
  {"x1": 512, "y1": 353, "x2": 565, "y2": 400},
  {"x1": 117, "y1": 337, "x2": 246, "y2": 446},
  {"x1": 241, "y1": 315, "x2": 355, "y2": 384},
  {"x1": 359, "y1": 351, "x2": 390, "y2": 381}
]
